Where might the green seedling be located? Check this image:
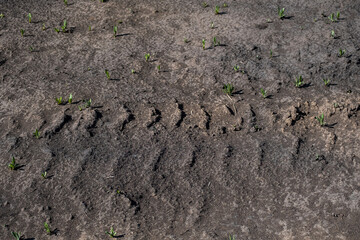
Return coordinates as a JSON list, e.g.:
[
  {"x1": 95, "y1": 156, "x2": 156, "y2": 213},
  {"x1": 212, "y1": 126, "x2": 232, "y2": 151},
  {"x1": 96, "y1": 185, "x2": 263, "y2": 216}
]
[
  {"x1": 78, "y1": 106, "x2": 83, "y2": 111},
  {"x1": 131, "y1": 69, "x2": 135, "y2": 74},
  {"x1": 338, "y1": 48, "x2": 345, "y2": 57},
  {"x1": 184, "y1": 38, "x2": 189, "y2": 43},
  {"x1": 157, "y1": 65, "x2": 160, "y2": 72},
  {"x1": 0, "y1": 13, "x2": 4, "y2": 18},
  {"x1": 315, "y1": 113, "x2": 325, "y2": 126},
  {"x1": 323, "y1": 78, "x2": 330, "y2": 86},
  {"x1": 278, "y1": 8, "x2": 285, "y2": 19},
  {"x1": 233, "y1": 65, "x2": 240, "y2": 72},
  {"x1": 105, "y1": 69, "x2": 110, "y2": 79},
  {"x1": 260, "y1": 88, "x2": 267, "y2": 98},
  {"x1": 330, "y1": 30, "x2": 335, "y2": 38},
  {"x1": 202, "y1": 2, "x2": 208, "y2": 8},
  {"x1": 211, "y1": 22, "x2": 214, "y2": 29},
  {"x1": 62, "y1": 20, "x2": 67, "y2": 32},
  {"x1": 55, "y1": 97, "x2": 63, "y2": 105},
  {"x1": 44, "y1": 222, "x2": 51, "y2": 235},
  {"x1": 202, "y1": 39, "x2": 206, "y2": 50},
  {"x1": 68, "y1": 93, "x2": 73, "y2": 104},
  {"x1": 223, "y1": 3, "x2": 228, "y2": 7},
  {"x1": 85, "y1": 99, "x2": 92, "y2": 108},
  {"x1": 145, "y1": 53, "x2": 150, "y2": 61},
  {"x1": 113, "y1": 26, "x2": 117, "y2": 38},
  {"x1": 295, "y1": 75, "x2": 304, "y2": 88},
  {"x1": 20, "y1": 29, "x2": 25, "y2": 37},
  {"x1": 105, "y1": 227, "x2": 117, "y2": 238},
  {"x1": 54, "y1": 28, "x2": 60, "y2": 33},
  {"x1": 11, "y1": 231, "x2": 22, "y2": 240},
  {"x1": 41, "y1": 171, "x2": 47, "y2": 179},
  {"x1": 229, "y1": 235, "x2": 235, "y2": 240},
  {"x1": 215, "y1": 6, "x2": 220, "y2": 15},
  {"x1": 88, "y1": 26, "x2": 91, "y2": 31},
  {"x1": 223, "y1": 83, "x2": 234, "y2": 96},
  {"x1": 336, "y1": 11, "x2": 340, "y2": 20},
  {"x1": 42, "y1": 23, "x2": 46, "y2": 31},
  {"x1": 29, "y1": 46, "x2": 33, "y2": 52},
  {"x1": 269, "y1": 49, "x2": 273, "y2": 58},
  {"x1": 213, "y1": 37, "x2": 219, "y2": 46},
  {"x1": 28, "y1": 13, "x2": 32, "y2": 23},
  {"x1": 328, "y1": 13, "x2": 335, "y2": 22},
  {"x1": 64, "y1": 0, "x2": 68, "y2": 5},
  {"x1": 8, "y1": 157, "x2": 19, "y2": 171},
  {"x1": 33, "y1": 129, "x2": 40, "y2": 138}
]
